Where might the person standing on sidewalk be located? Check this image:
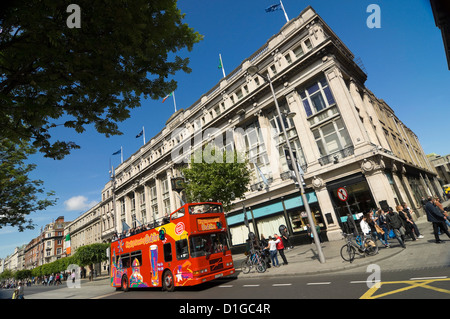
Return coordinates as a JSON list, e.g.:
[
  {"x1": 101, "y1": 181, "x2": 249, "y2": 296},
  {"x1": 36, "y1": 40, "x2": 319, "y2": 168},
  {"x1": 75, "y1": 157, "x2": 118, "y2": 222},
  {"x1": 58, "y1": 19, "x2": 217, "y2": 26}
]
[
  {"x1": 266, "y1": 236, "x2": 280, "y2": 267},
  {"x1": 274, "y1": 234, "x2": 288, "y2": 265},
  {"x1": 385, "y1": 207, "x2": 406, "y2": 248},
  {"x1": 424, "y1": 196, "x2": 450, "y2": 243}
]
